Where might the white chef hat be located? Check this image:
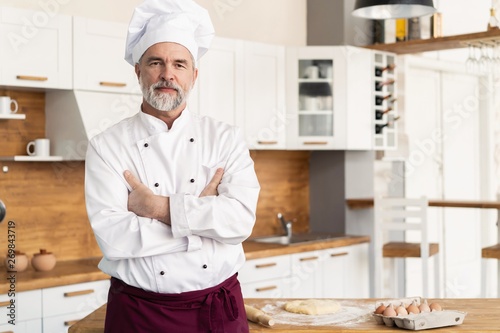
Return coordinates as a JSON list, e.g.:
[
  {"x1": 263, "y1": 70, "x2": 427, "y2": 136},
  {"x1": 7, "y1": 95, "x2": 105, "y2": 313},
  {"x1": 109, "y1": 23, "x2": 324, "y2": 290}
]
[{"x1": 124, "y1": 0, "x2": 214, "y2": 66}]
